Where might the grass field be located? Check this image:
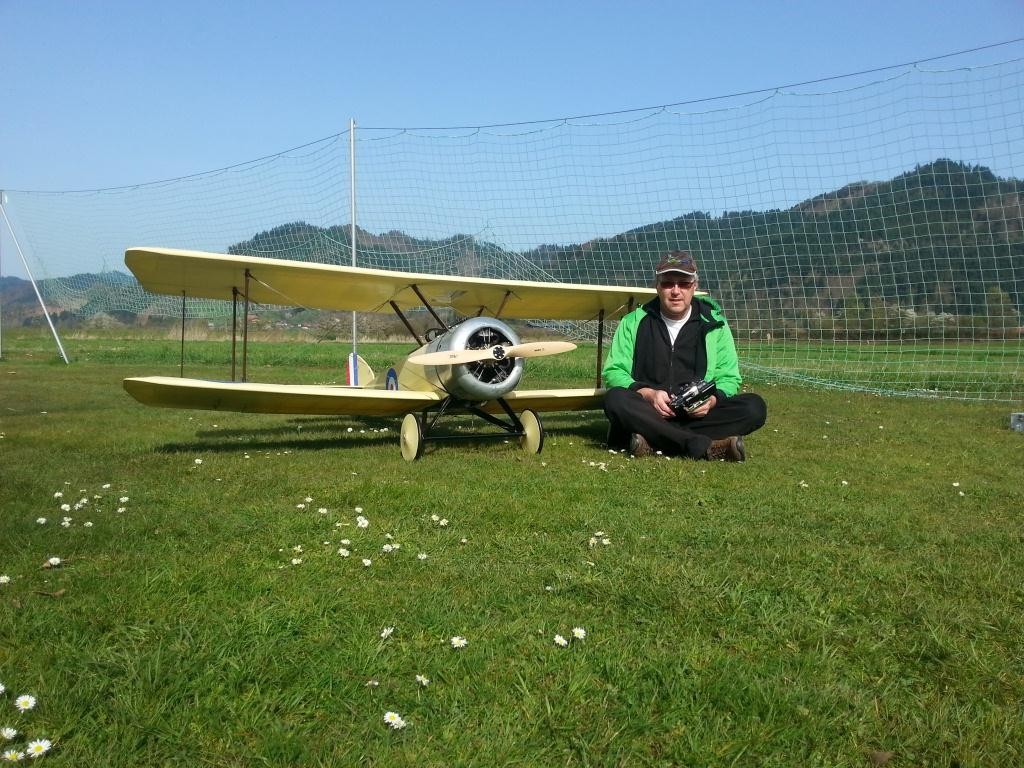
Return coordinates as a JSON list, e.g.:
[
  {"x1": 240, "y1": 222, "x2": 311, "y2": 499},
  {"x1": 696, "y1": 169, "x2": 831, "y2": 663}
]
[
  {"x1": 738, "y1": 340, "x2": 1023, "y2": 401},
  {"x1": 1, "y1": 332, "x2": 1022, "y2": 766}
]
